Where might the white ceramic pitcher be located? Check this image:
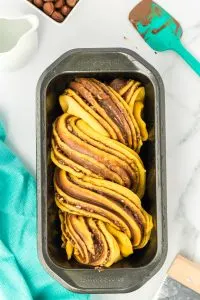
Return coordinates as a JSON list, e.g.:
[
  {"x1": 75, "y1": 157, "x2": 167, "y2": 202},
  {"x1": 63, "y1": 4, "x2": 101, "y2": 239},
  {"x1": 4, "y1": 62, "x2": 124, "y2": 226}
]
[{"x1": 0, "y1": 15, "x2": 39, "y2": 71}]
